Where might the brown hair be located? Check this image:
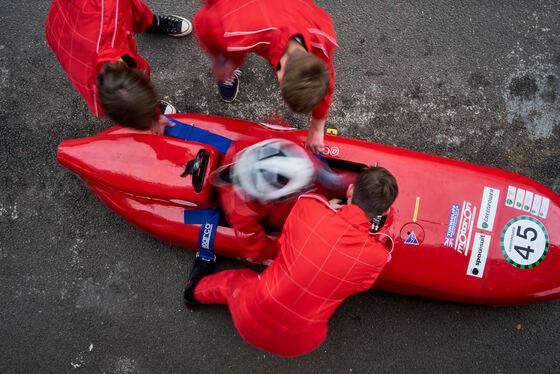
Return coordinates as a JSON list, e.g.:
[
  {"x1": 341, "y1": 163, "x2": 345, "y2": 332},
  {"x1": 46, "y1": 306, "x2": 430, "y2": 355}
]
[
  {"x1": 280, "y1": 50, "x2": 330, "y2": 113},
  {"x1": 96, "y1": 62, "x2": 158, "y2": 130},
  {"x1": 352, "y1": 167, "x2": 398, "y2": 218}
]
